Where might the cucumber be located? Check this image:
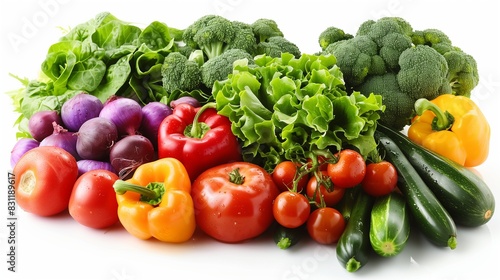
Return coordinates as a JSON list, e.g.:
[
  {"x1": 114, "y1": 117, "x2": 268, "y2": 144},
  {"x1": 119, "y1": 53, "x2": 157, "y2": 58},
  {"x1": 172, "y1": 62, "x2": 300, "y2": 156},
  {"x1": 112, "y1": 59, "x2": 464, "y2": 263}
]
[
  {"x1": 273, "y1": 224, "x2": 305, "y2": 249},
  {"x1": 370, "y1": 192, "x2": 410, "y2": 257},
  {"x1": 375, "y1": 130, "x2": 457, "y2": 249},
  {"x1": 377, "y1": 124, "x2": 495, "y2": 227},
  {"x1": 336, "y1": 190, "x2": 374, "y2": 272}
]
